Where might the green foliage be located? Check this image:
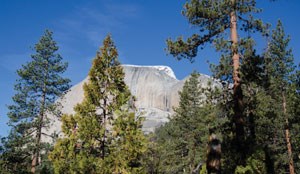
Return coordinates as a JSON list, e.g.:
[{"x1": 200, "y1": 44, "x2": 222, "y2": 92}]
[
  {"x1": 152, "y1": 72, "x2": 221, "y2": 173},
  {"x1": 166, "y1": 1, "x2": 271, "y2": 171},
  {"x1": 0, "y1": 133, "x2": 32, "y2": 174},
  {"x1": 49, "y1": 35, "x2": 147, "y2": 174},
  {"x1": 141, "y1": 133, "x2": 162, "y2": 174},
  {"x1": 1, "y1": 30, "x2": 70, "y2": 173},
  {"x1": 259, "y1": 20, "x2": 299, "y2": 173},
  {"x1": 224, "y1": 20, "x2": 300, "y2": 173},
  {"x1": 36, "y1": 144, "x2": 55, "y2": 174},
  {"x1": 106, "y1": 111, "x2": 147, "y2": 174},
  {"x1": 199, "y1": 165, "x2": 207, "y2": 174},
  {"x1": 234, "y1": 149, "x2": 266, "y2": 174},
  {"x1": 167, "y1": 0, "x2": 269, "y2": 61},
  {"x1": 220, "y1": 20, "x2": 299, "y2": 173}
]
